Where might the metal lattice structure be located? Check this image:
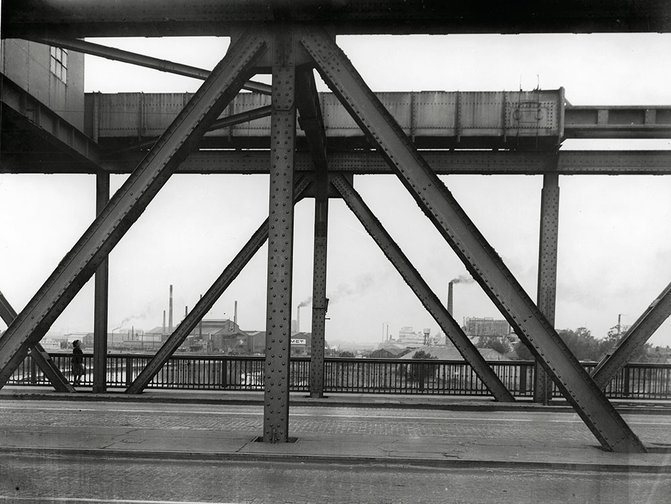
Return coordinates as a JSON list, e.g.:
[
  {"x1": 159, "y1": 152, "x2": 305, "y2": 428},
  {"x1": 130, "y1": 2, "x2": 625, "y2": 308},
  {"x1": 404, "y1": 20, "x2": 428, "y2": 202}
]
[{"x1": 2, "y1": 1, "x2": 671, "y2": 451}]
